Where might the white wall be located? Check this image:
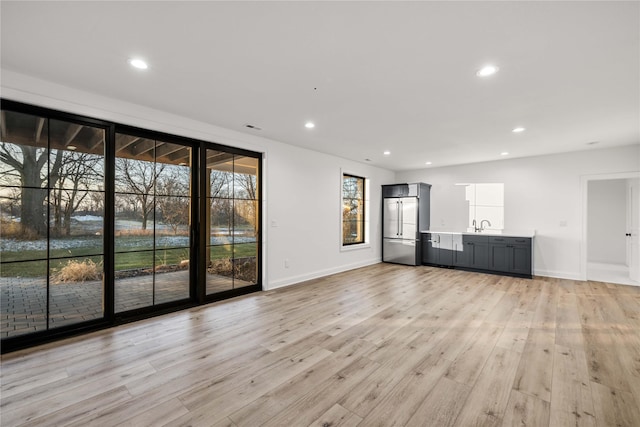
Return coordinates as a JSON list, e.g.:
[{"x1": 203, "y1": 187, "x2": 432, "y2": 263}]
[
  {"x1": 266, "y1": 143, "x2": 394, "y2": 288},
  {"x1": 397, "y1": 145, "x2": 640, "y2": 279},
  {"x1": 1, "y1": 70, "x2": 394, "y2": 290},
  {"x1": 587, "y1": 179, "x2": 627, "y2": 264}
]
